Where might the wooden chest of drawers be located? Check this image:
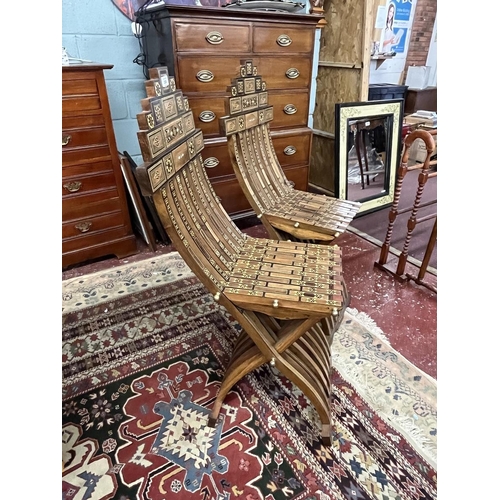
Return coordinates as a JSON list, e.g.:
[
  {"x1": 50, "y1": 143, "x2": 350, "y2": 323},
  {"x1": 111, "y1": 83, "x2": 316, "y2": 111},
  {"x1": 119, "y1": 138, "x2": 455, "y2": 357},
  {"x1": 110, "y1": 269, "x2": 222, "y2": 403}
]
[
  {"x1": 62, "y1": 63, "x2": 137, "y2": 268},
  {"x1": 136, "y1": 5, "x2": 321, "y2": 219}
]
